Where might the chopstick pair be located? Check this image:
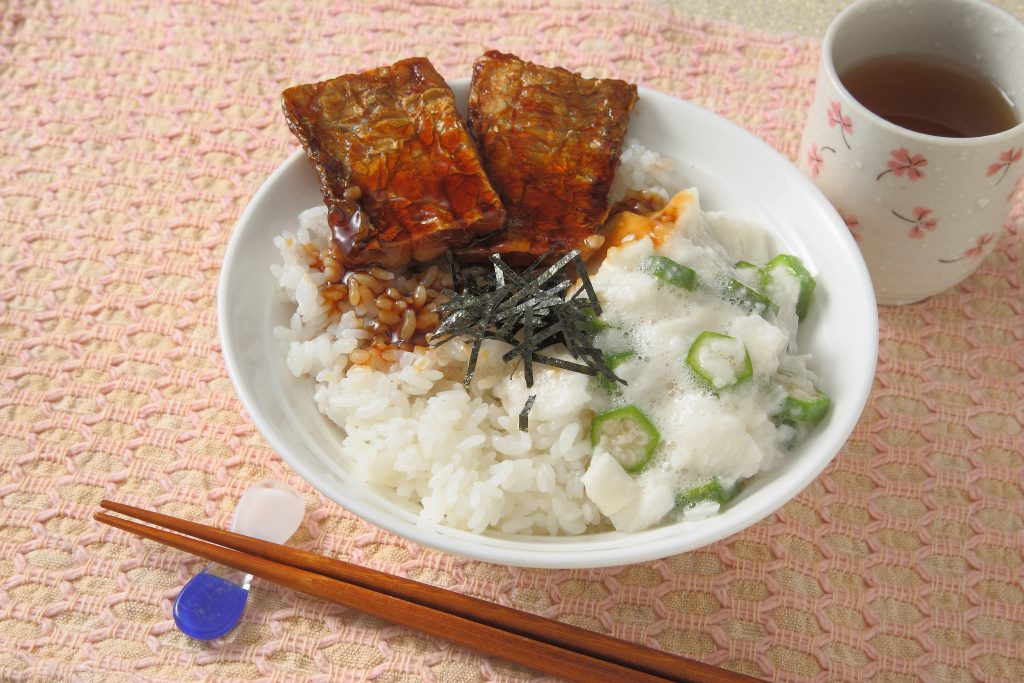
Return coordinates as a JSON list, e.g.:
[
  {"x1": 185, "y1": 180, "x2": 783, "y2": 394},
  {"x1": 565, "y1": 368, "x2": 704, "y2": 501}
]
[{"x1": 95, "y1": 501, "x2": 760, "y2": 683}]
